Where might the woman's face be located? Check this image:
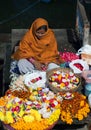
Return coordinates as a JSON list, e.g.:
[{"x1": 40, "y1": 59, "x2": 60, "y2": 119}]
[{"x1": 35, "y1": 28, "x2": 46, "y2": 39}]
